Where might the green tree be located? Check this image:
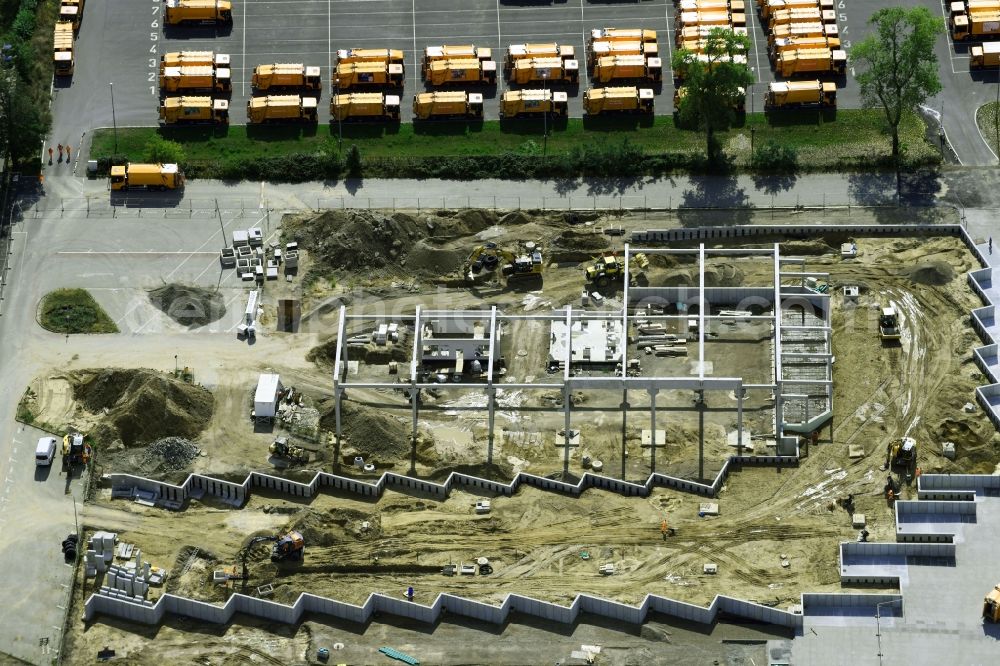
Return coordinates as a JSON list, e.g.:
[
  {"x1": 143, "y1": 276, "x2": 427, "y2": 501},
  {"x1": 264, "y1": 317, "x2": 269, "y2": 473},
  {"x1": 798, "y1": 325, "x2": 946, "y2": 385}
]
[
  {"x1": 0, "y1": 70, "x2": 50, "y2": 164},
  {"x1": 671, "y1": 28, "x2": 754, "y2": 164},
  {"x1": 144, "y1": 136, "x2": 186, "y2": 164},
  {"x1": 850, "y1": 7, "x2": 943, "y2": 166}
]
